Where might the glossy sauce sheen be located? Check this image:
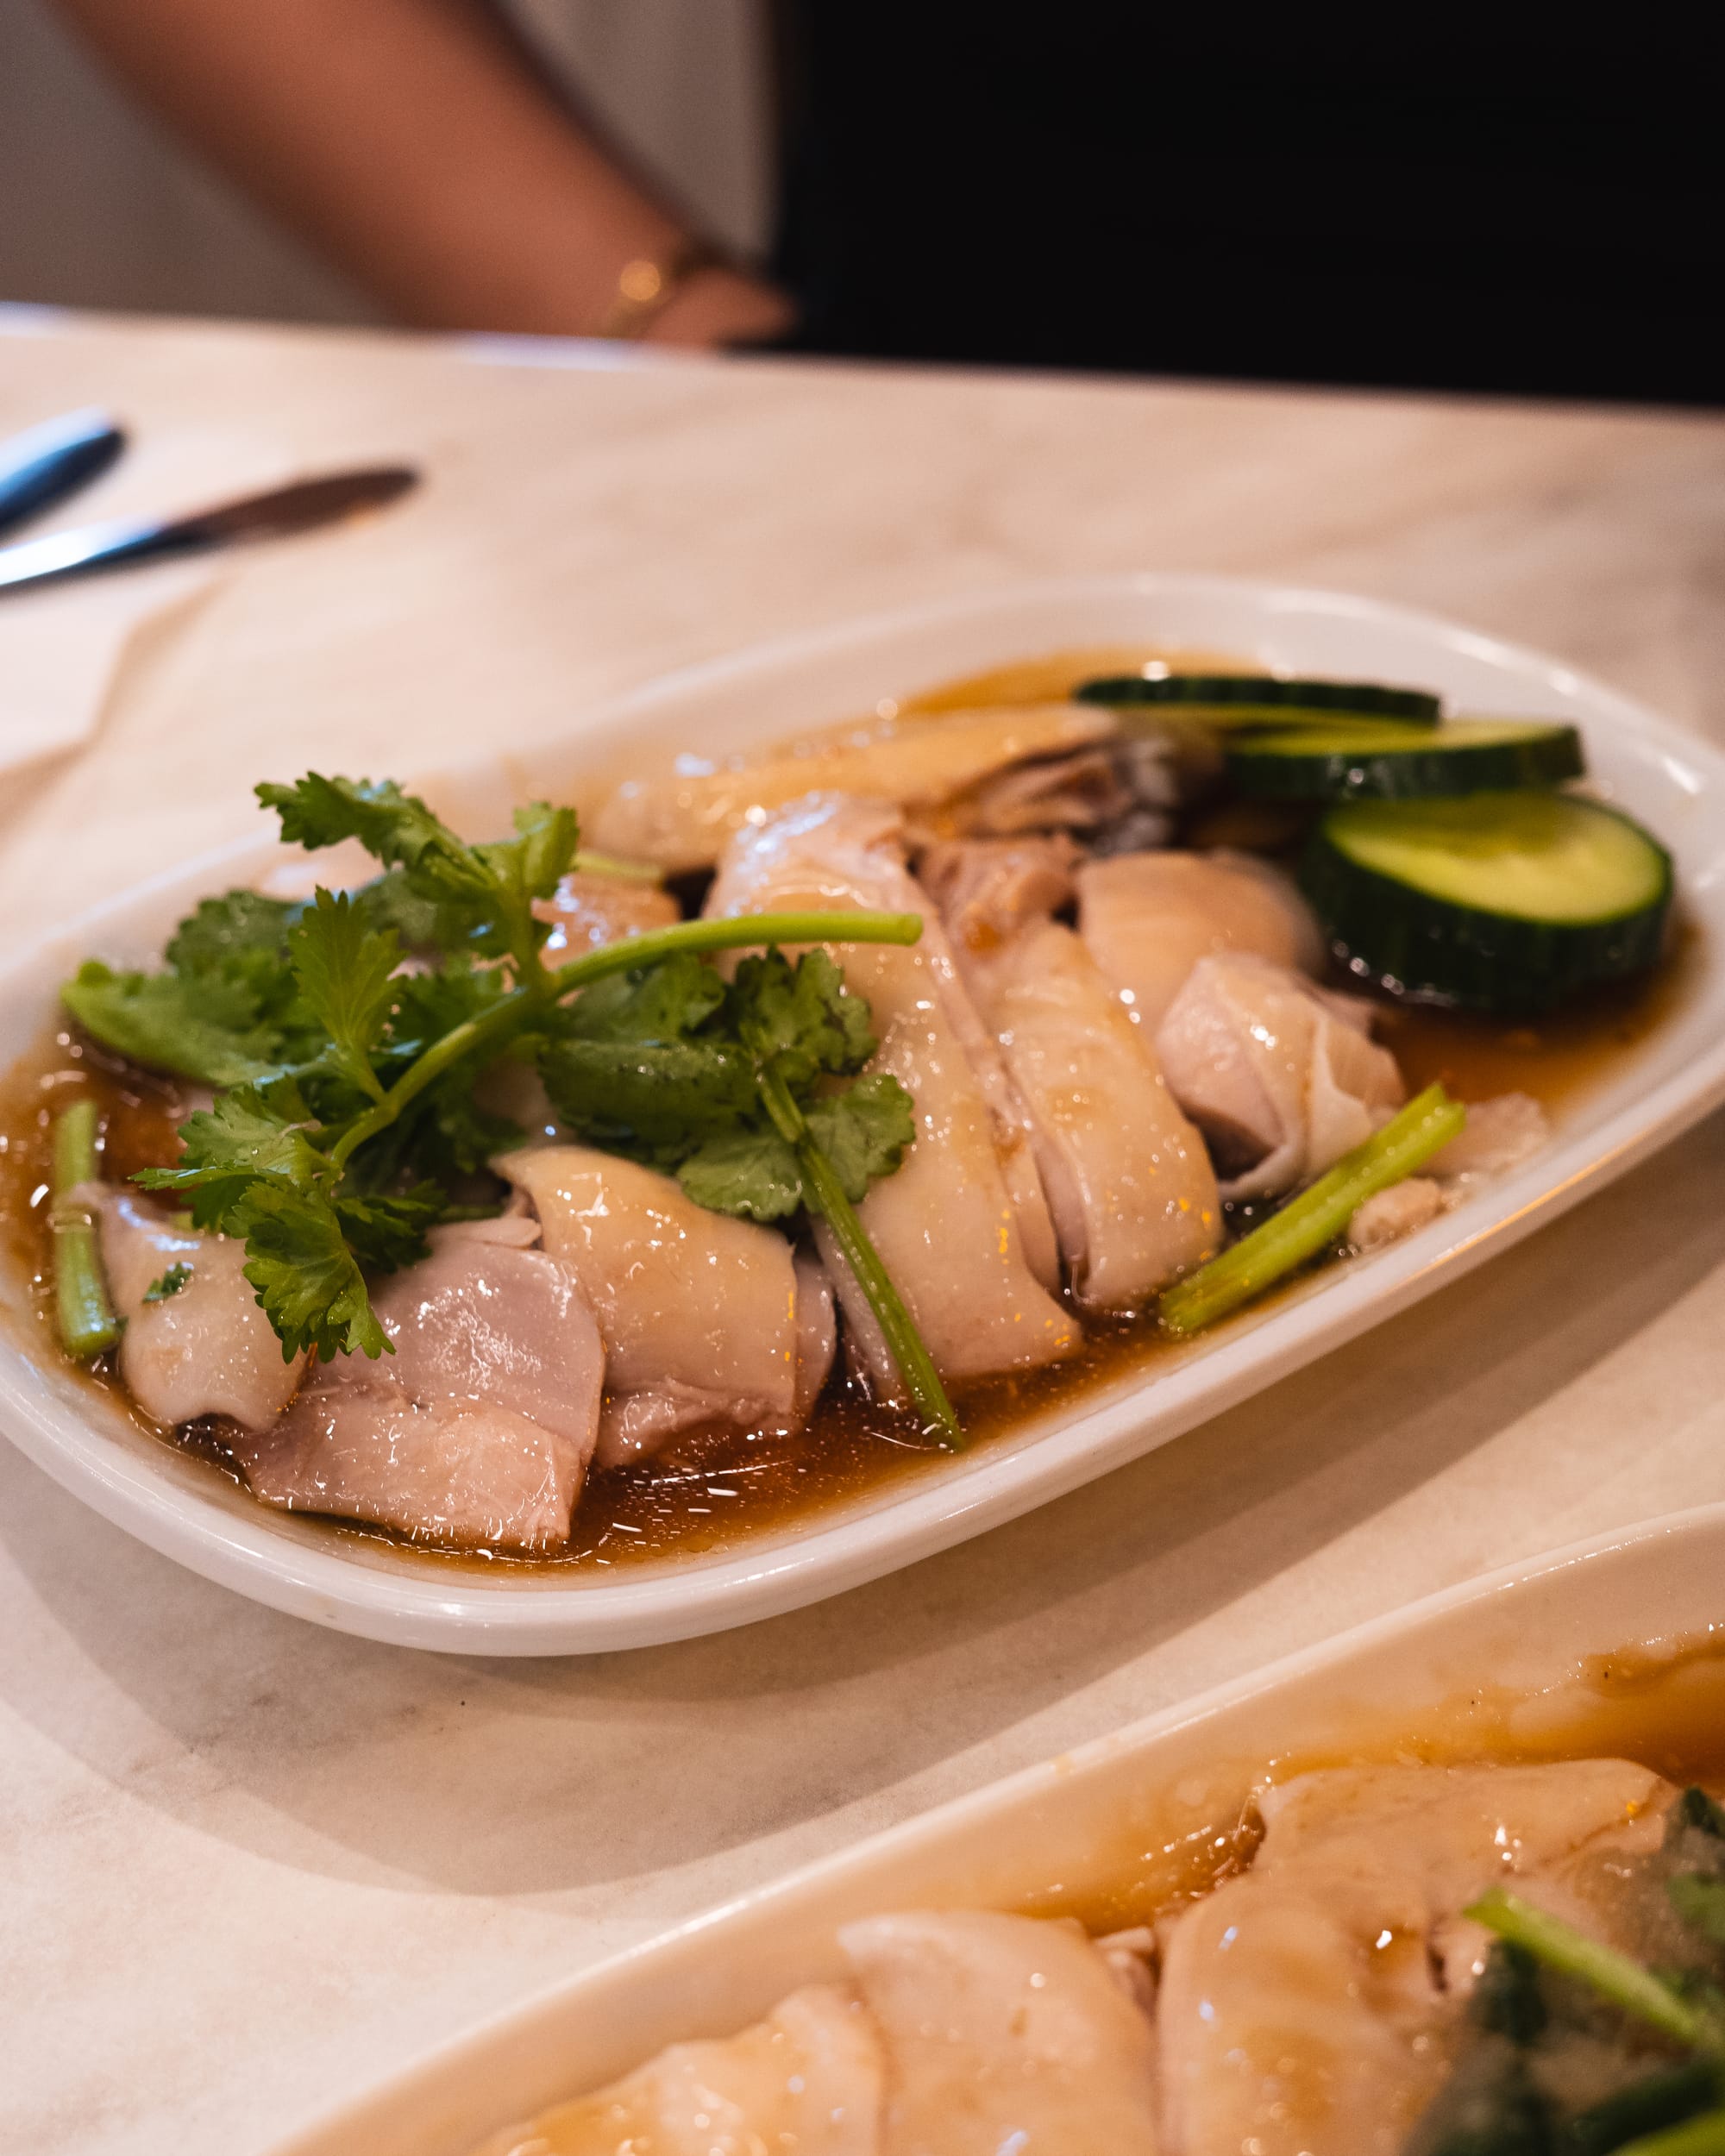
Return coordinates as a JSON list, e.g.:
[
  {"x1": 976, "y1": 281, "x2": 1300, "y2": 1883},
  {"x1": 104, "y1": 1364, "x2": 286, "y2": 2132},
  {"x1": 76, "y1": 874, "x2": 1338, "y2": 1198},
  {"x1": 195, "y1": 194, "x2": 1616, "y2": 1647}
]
[
  {"x1": 1019, "y1": 1632, "x2": 1725, "y2": 1936},
  {"x1": 0, "y1": 649, "x2": 1697, "y2": 1570}
]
